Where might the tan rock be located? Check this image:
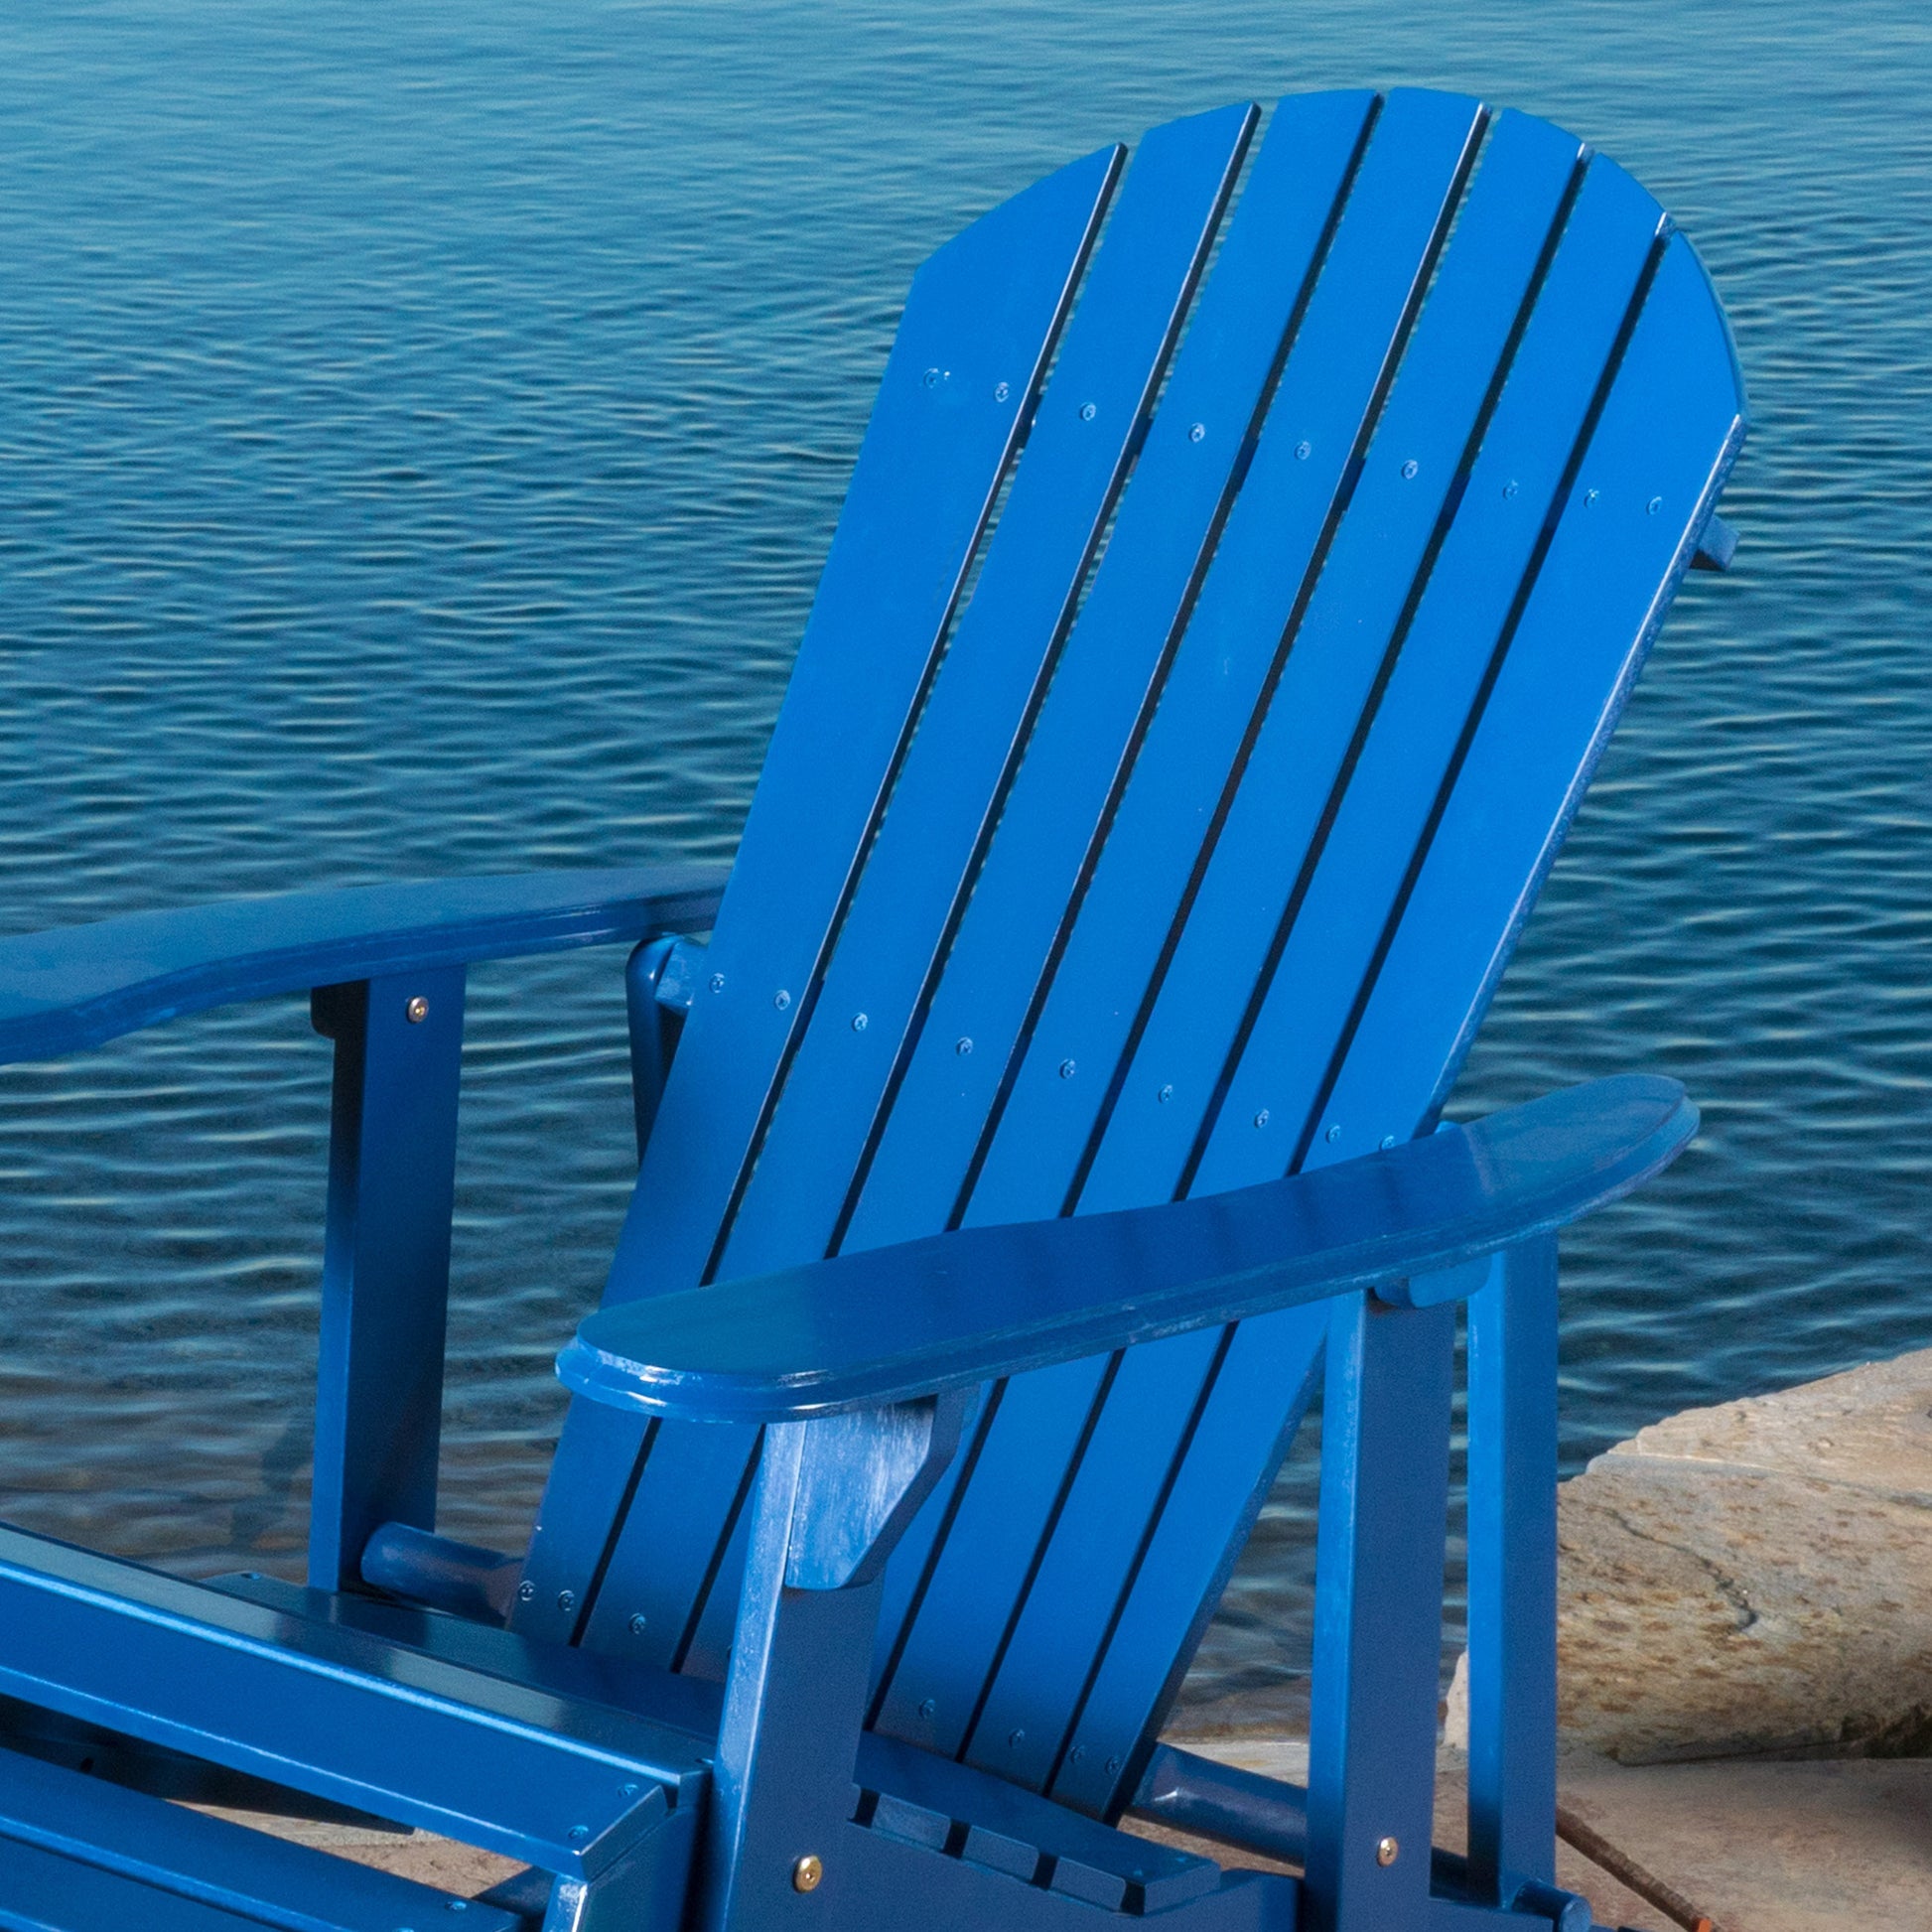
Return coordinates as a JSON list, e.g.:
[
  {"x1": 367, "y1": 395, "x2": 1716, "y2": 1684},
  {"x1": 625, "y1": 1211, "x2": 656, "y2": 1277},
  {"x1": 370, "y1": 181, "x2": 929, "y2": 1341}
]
[{"x1": 1449, "y1": 1347, "x2": 1932, "y2": 1763}]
